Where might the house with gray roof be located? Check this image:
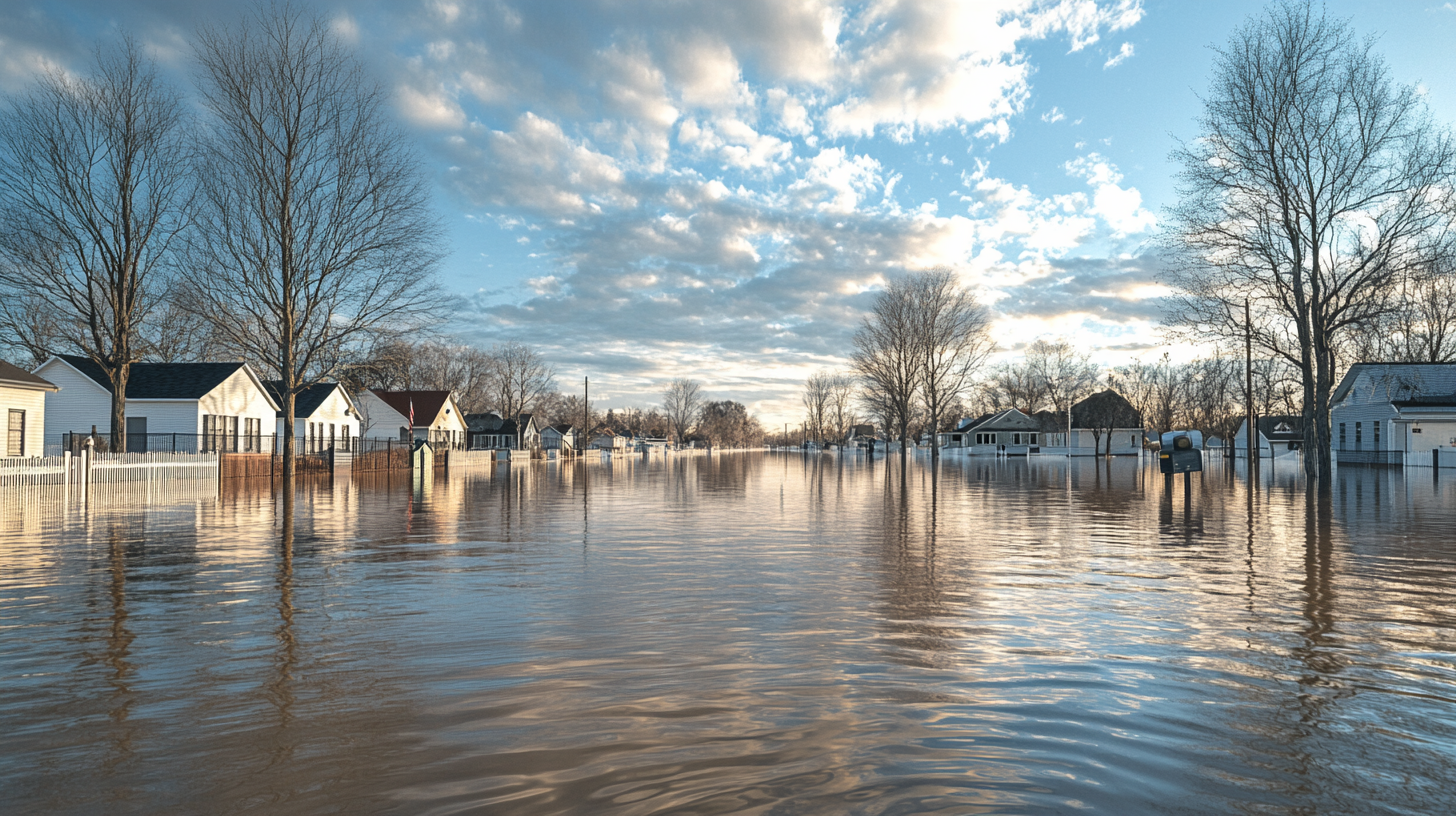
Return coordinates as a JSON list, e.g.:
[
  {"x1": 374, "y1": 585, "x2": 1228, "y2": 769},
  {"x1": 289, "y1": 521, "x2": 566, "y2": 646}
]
[
  {"x1": 955, "y1": 409, "x2": 1043, "y2": 455},
  {"x1": 34, "y1": 354, "x2": 279, "y2": 452},
  {"x1": 1330, "y1": 363, "x2": 1456, "y2": 466}
]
